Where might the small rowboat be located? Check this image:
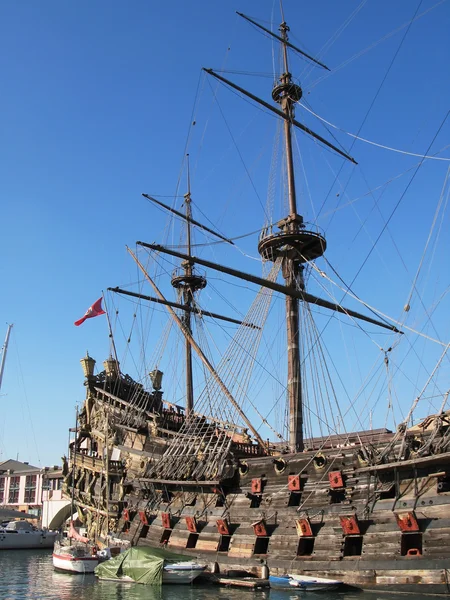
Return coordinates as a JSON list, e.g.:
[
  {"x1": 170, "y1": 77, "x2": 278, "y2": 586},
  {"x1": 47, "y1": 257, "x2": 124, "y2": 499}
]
[{"x1": 270, "y1": 573, "x2": 342, "y2": 591}]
